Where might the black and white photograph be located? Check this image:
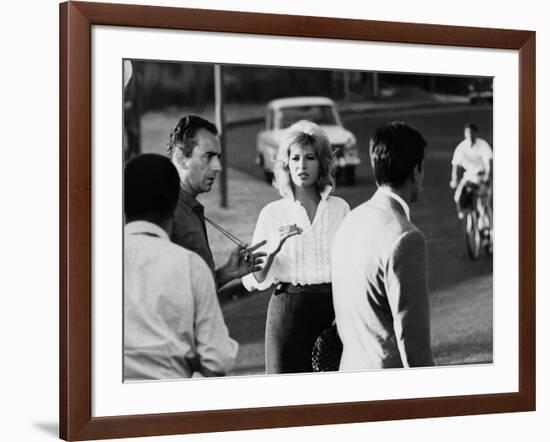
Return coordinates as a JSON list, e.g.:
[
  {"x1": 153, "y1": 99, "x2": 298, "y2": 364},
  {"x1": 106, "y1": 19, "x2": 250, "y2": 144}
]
[
  {"x1": 4, "y1": 0, "x2": 546, "y2": 440},
  {"x1": 123, "y1": 59, "x2": 494, "y2": 381}
]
